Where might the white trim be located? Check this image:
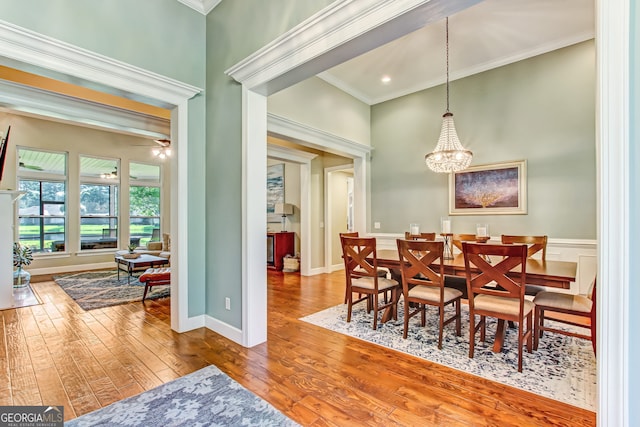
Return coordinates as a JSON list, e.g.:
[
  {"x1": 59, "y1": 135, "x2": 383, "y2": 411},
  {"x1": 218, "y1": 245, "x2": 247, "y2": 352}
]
[
  {"x1": 324, "y1": 164, "x2": 354, "y2": 274},
  {"x1": 308, "y1": 266, "x2": 329, "y2": 276},
  {"x1": 0, "y1": 79, "x2": 170, "y2": 139},
  {"x1": 0, "y1": 20, "x2": 201, "y2": 105},
  {"x1": 176, "y1": 0, "x2": 221, "y2": 15},
  {"x1": 267, "y1": 144, "x2": 317, "y2": 276},
  {"x1": 0, "y1": 21, "x2": 202, "y2": 335},
  {"x1": 28, "y1": 262, "x2": 114, "y2": 276},
  {"x1": 597, "y1": 0, "x2": 630, "y2": 425},
  {"x1": 242, "y1": 87, "x2": 268, "y2": 347},
  {"x1": 226, "y1": 0, "x2": 480, "y2": 95},
  {"x1": 268, "y1": 113, "x2": 372, "y2": 157},
  {"x1": 204, "y1": 314, "x2": 243, "y2": 343}
]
